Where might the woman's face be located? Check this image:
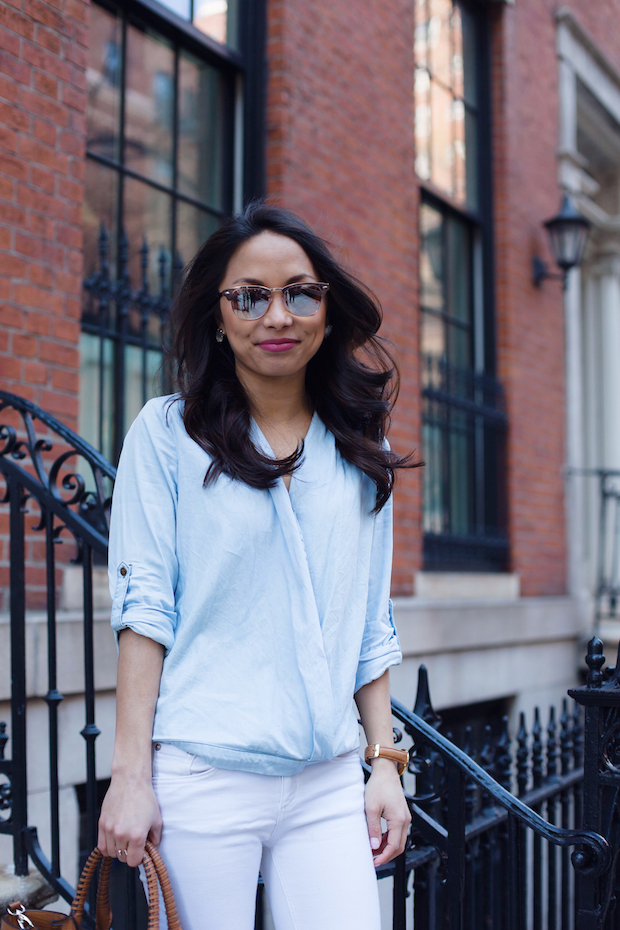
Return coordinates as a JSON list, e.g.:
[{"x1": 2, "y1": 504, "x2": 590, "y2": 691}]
[{"x1": 217, "y1": 231, "x2": 328, "y2": 387}]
